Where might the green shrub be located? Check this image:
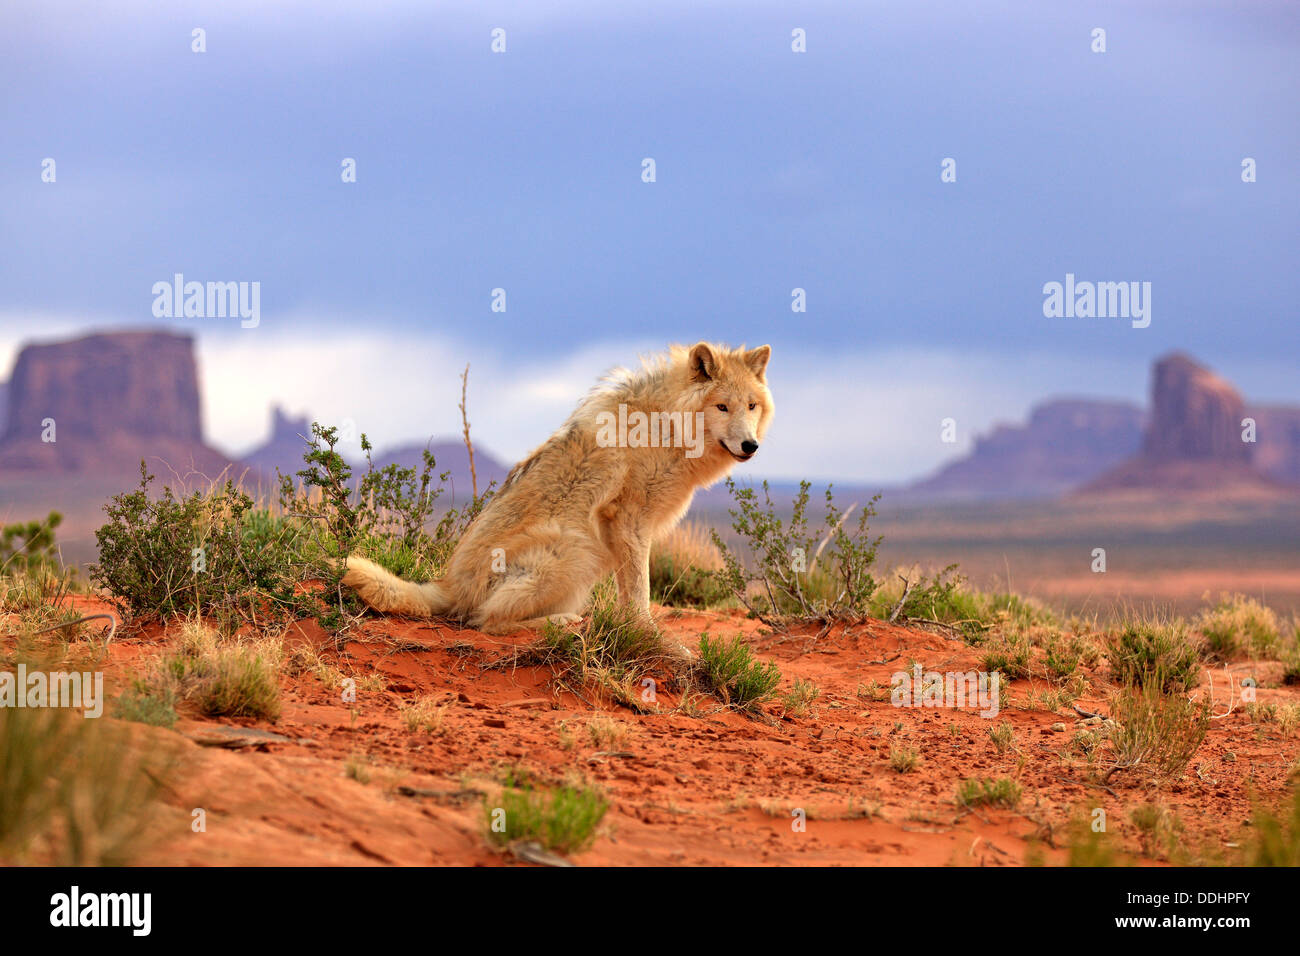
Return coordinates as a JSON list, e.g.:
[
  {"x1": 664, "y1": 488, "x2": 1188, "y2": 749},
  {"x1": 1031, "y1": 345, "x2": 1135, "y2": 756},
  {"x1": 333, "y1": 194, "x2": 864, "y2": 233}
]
[
  {"x1": 1105, "y1": 681, "x2": 1210, "y2": 784},
  {"x1": 137, "y1": 621, "x2": 283, "y2": 722},
  {"x1": 1106, "y1": 620, "x2": 1201, "y2": 693},
  {"x1": 782, "y1": 678, "x2": 821, "y2": 717},
  {"x1": 484, "y1": 773, "x2": 608, "y2": 855},
  {"x1": 649, "y1": 521, "x2": 730, "y2": 608},
  {"x1": 889, "y1": 745, "x2": 921, "y2": 773},
  {"x1": 1195, "y1": 593, "x2": 1281, "y2": 660},
  {"x1": 91, "y1": 464, "x2": 297, "y2": 624},
  {"x1": 980, "y1": 632, "x2": 1032, "y2": 680},
  {"x1": 0, "y1": 512, "x2": 64, "y2": 576},
  {"x1": 696, "y1": 632, "x2": 781, "y2": 708},
  {"x1": 116, "y1": 680, "x2": 179, "y2": 728},
  {"x1": 649, "y1": 552, "x2": 731, "y2": 608},
  {"x1": 281, "y1": 425, "x2": 491, "y2": 580},
  {"x1": 278, "y1": 424, "x2": 493, "y2": 629},
  {"x1": 711, "y1": 479, "x2": 881, "y2": 626},
  {"x1": 988, "y1": 721, "x2": 1015, "y2": 753},
  {"x1": 538, "y1": 584, "x2": 665, "y2": 677},
  {"x1": 868, "y1": 565, "x2": 1051, "y2": 643},
  {"x1": 956, "y1": 777, "x2": 1022, "y2": 809}
]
